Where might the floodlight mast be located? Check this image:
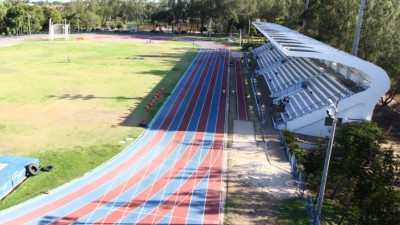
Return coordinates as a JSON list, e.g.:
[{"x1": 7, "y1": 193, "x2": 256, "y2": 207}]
[
  {"x1": 76, "y1": 14, "x2": 80, "y2": 34},
  {"x1": 27, "y1": 14, "x2": 31, "y2": 35},
  {"x1": 352, "y1": 0, "x2": 366, "y2": 56},
  {"x1": 316, "y1": 99, "x2": 338, "y2": 218}
]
